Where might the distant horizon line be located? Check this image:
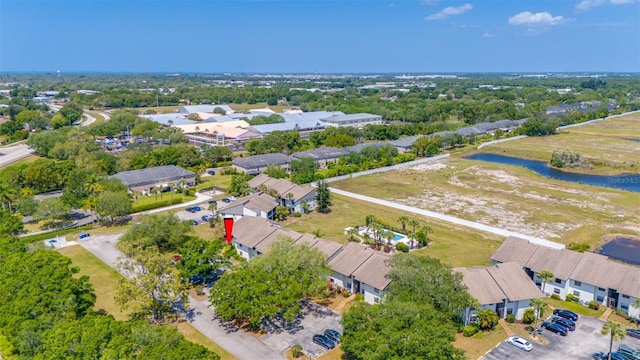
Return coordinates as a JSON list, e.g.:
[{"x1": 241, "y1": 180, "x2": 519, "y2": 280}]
[{"x1": 1, "y1": 71, "x2": 639, "y2": 76}]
